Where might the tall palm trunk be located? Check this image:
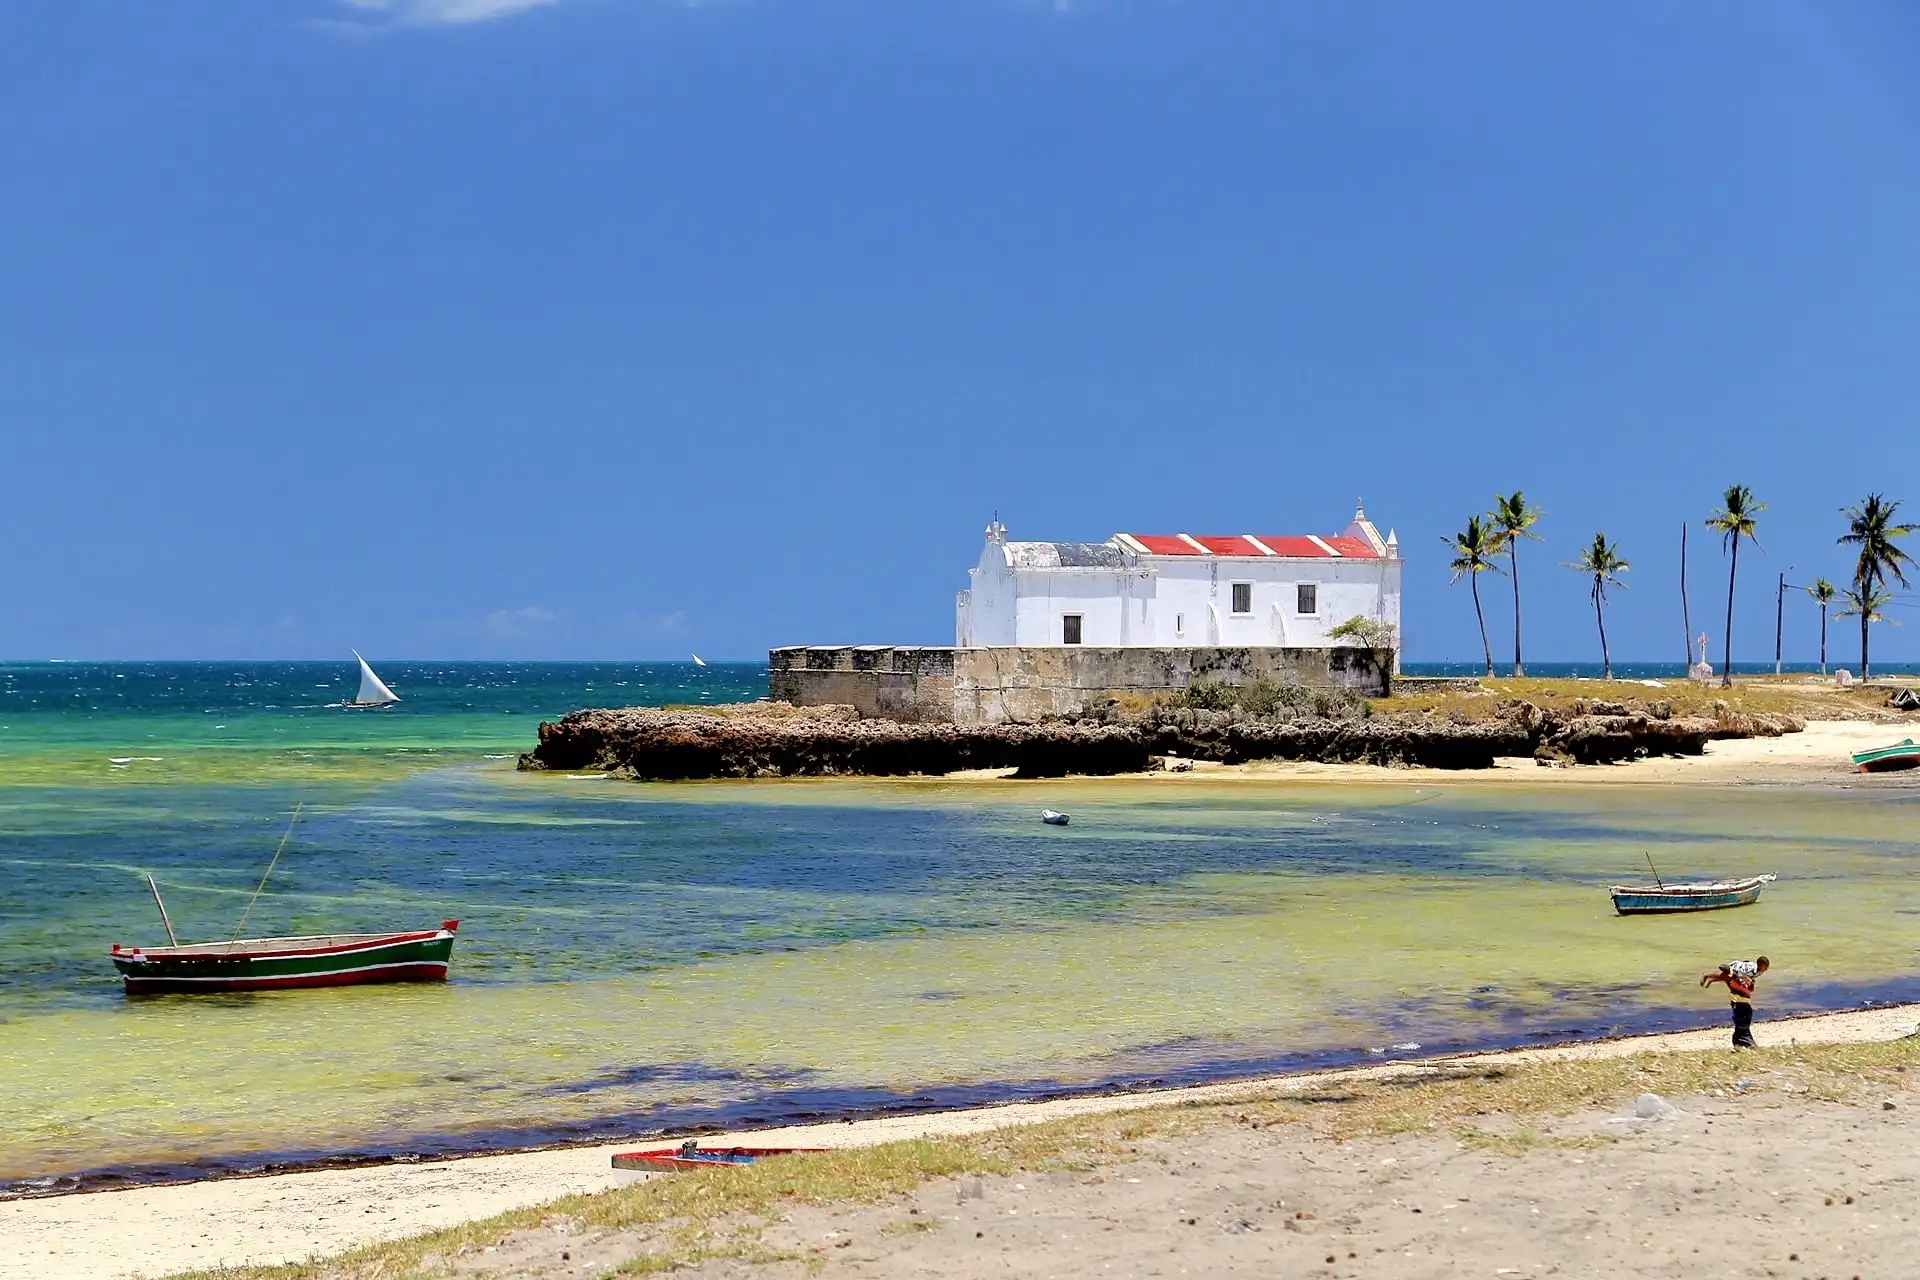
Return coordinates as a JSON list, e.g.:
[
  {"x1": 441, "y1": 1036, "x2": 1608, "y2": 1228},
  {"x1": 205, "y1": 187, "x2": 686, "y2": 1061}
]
[
  {"x1": 1861, "y1": 600, "x2": 1872, "y2": 680},
  {"x1": 1510, "y1": 544, "x2": 1524, "y2": 677},
  {"x1": 1471, "y1": 575, "x2": 1492, "y2": 677},
  {"x1": 1594, "y1": 588, "x2": 1611, "y2": 680},
  {"x1": 1819, "y1": 604, "x2": 1828, "y2": 676},
  {"x1": 1720, "y1": 537, "x2": 1739, "y2": 687}
]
